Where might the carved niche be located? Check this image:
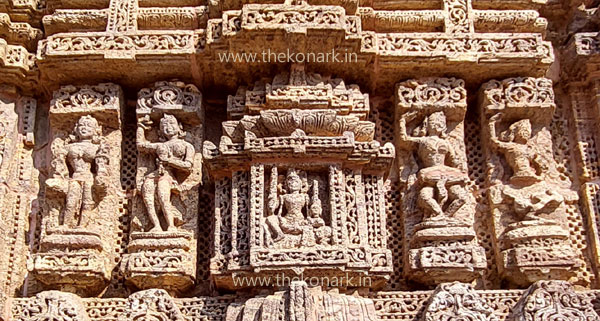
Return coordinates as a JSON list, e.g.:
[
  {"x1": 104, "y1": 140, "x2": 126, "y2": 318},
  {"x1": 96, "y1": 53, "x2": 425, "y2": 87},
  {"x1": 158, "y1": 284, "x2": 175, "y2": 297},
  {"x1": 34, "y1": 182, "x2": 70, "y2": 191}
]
[
  {"x1": 205, "y1": 64, "x2": 395, "y2": 289},
  {"x1": 479, "y1": 78, "x2": 580, "y2": 287},
  {"x1": 31, "y1": 84, "x2": 124, "y2": 296},
  {"x1": 395, "y1": 78, "x2": 486, "y2": 285},
  {"x1": 122, "y1": 80, "x2": 204, "y2": 294}
]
